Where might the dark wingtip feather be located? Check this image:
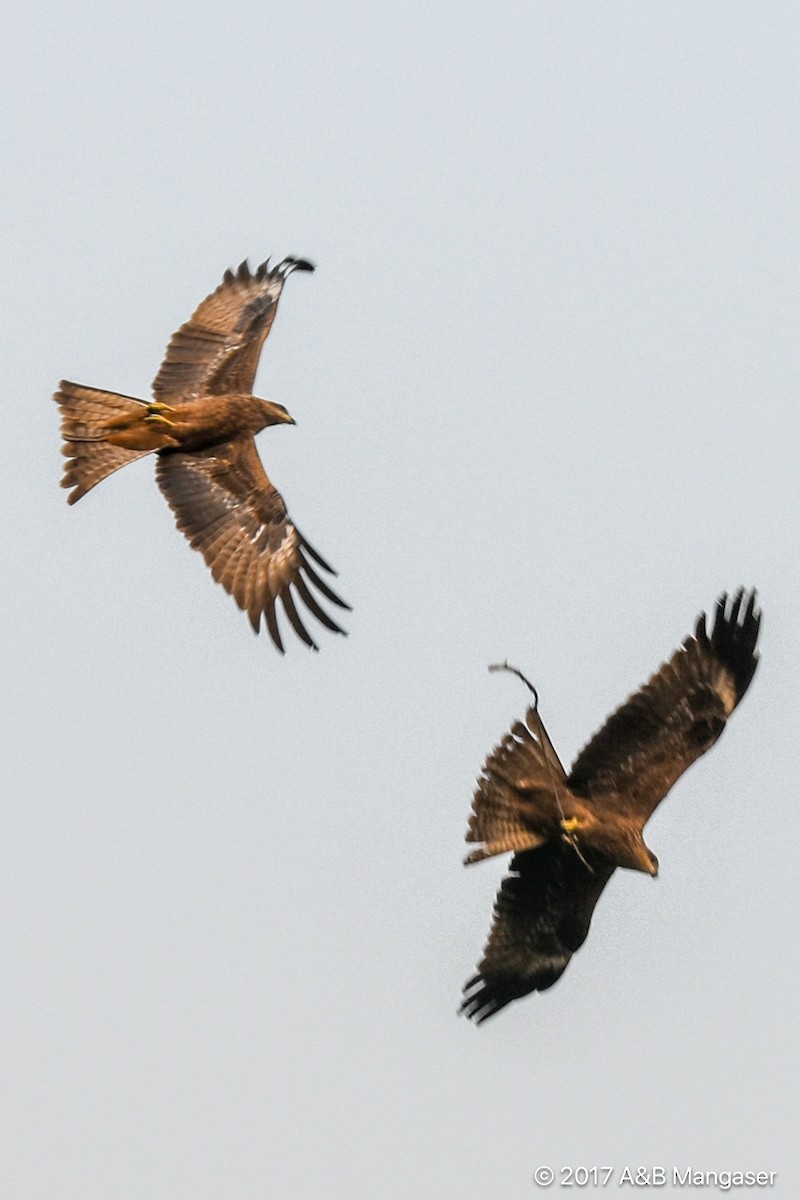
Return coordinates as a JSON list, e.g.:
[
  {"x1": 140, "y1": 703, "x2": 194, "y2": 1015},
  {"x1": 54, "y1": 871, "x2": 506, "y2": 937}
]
[
  {"x1": 701, "y1": 588, "x2": 761, "y2": 704},
  {"x1": 263, "y1": 600, "x2": 285, "y2": 654},
  {"x1": 250, "y1": 562, "x2": 348, "y2": 651},
  {"x1": 281, "y1": 589, "x2": 319, "y2": 652},
  {"x1": 276, "y1": 256, "x2": 315, "y2": 276},
  {"x1": 228, "y1": 256, "x2": 314, "y2": 284},
  {"x1": 459, "y1": 977, "x2": 508, "y2": 1024},
  {"x1": 304, "y1": 561, "x2": 351, "y2": 612},
  {"x1": 293, "y1": 573, "x2": 348, "y2": 636},
  {"x1": 221, "y1": 255, "x2": 315, "y2": 289},
  {"x1": 297, "y1": 540, "x2": 351, "y2": 612},
  {"x1": 297, "y1": 532, "x2": 336, "y2": 574}
]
